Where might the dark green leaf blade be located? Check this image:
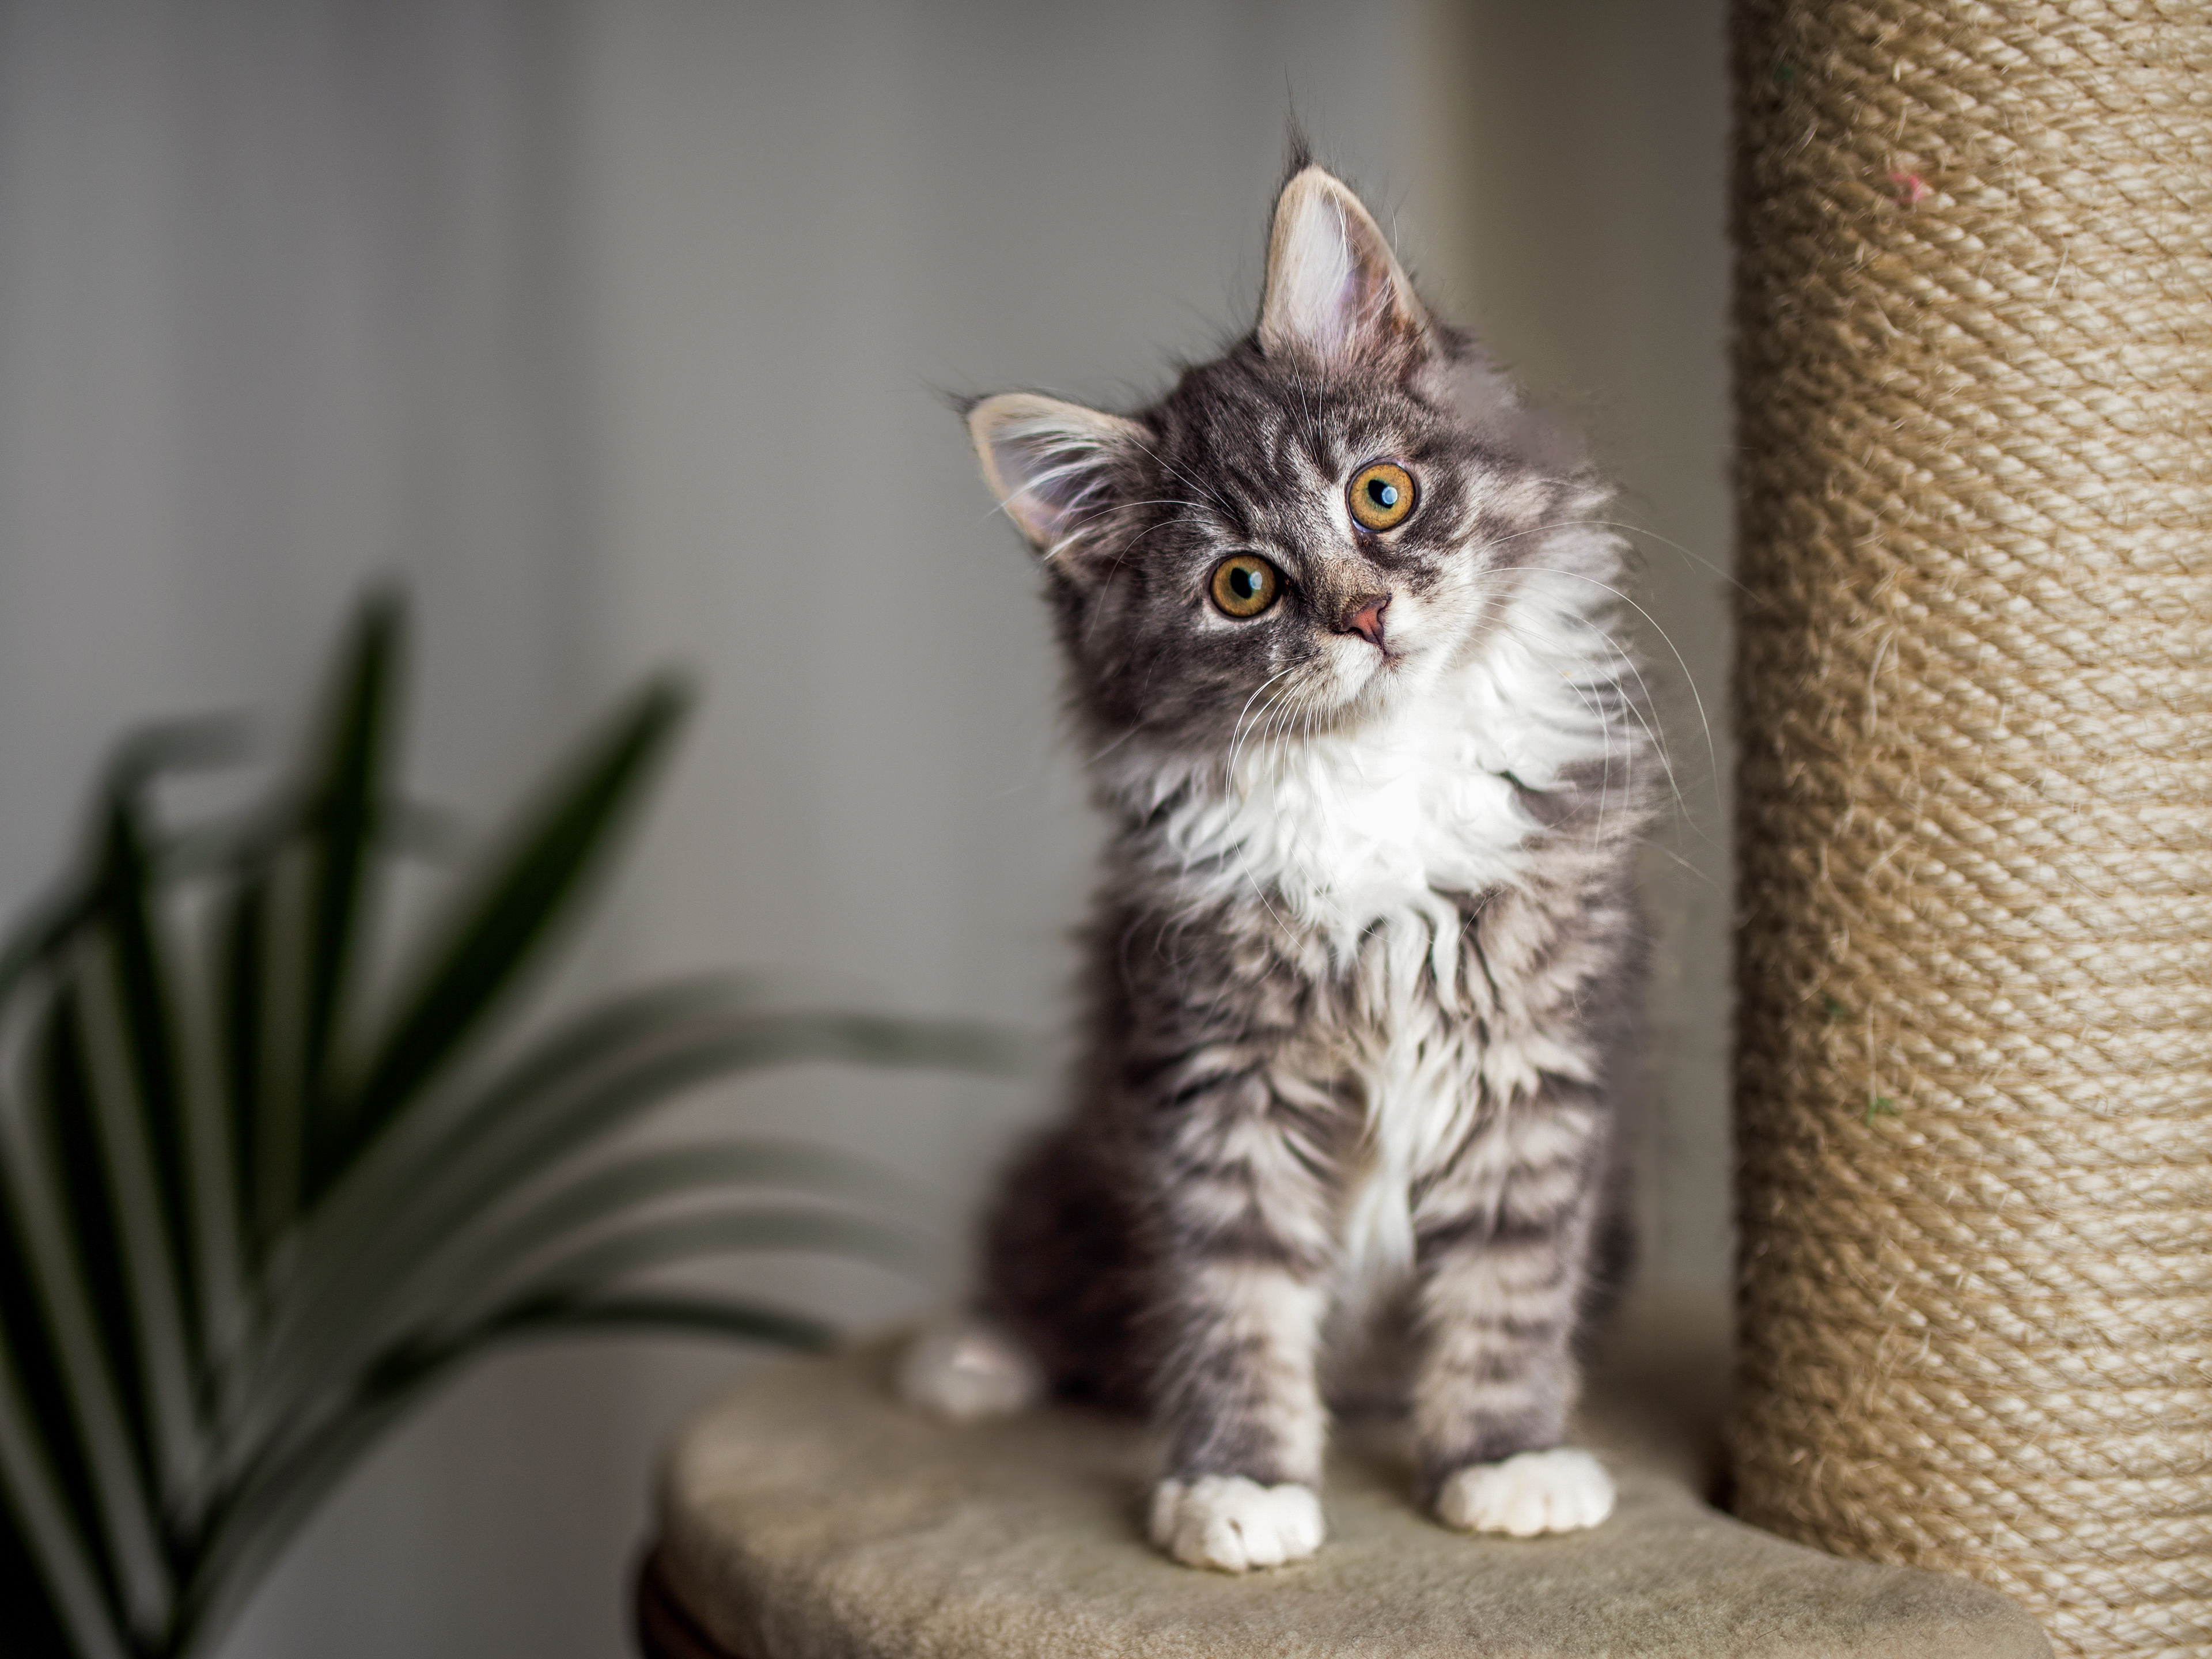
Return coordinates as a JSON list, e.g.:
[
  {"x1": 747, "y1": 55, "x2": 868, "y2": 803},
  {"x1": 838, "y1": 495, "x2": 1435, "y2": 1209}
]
[
  {"x1": 411, "y1": 1205, "x2": 918, "y2": 1344},
  {"x1": 299, "y1": 592, "x2": 405, "y2": 1183},
  {"x1": 271, "y1": 979, "x2": 745, "y2": 1309},
  {"x1": 36, "y1": 985, "x2": 160, "y2": 1525},
  {"x1": 0, "y1": 714, "x2": 240, "y2": 1014},
  {"x1": 215, "y1": 872, "x2": 275, "y2": 1269},
  {"x1": 0, "y1": 1491, "x2": 76, "y2": 1659},
  {"x1": 340, "y1": 676, "x2": 690, "y2": 1168},
  {"x1": 90, "y1": 793, "x2": 203, "y2": 1376},
  {"x1": 267, "y1": 1005, "x2": 1010, "y2": 1393},
  {"x1": 0, "y1": 1126, "x2": 124, "y2": 1637},
  {"x1": 301, "y1": 1141, "x2": 903, "y2": 1380},
  {"x1": 166, "y1": 1387, "x2": 416, "y2": 1659},
  {"x1": 397, "y1": 1007, "x2": 1013, "y2": 1249},
  {"x1": 477, "y1": 1291, "x2": 835, "y2": 1351},
  {"x1": 171, "y1": 1290, "x2": 822, "y2": 1659},
  {"x1": 246, "y1": 1202, "x2": 902, "y2": 1493}
]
